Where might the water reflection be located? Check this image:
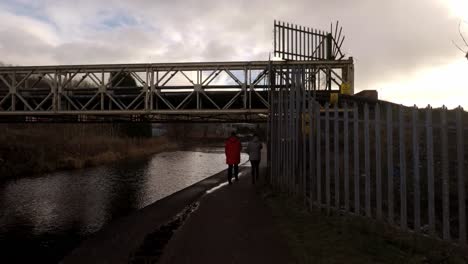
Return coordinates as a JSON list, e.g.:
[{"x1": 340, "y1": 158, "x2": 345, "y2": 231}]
[{"x1": 0, "y1": 147, "x2": 247, "y2": 263}]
